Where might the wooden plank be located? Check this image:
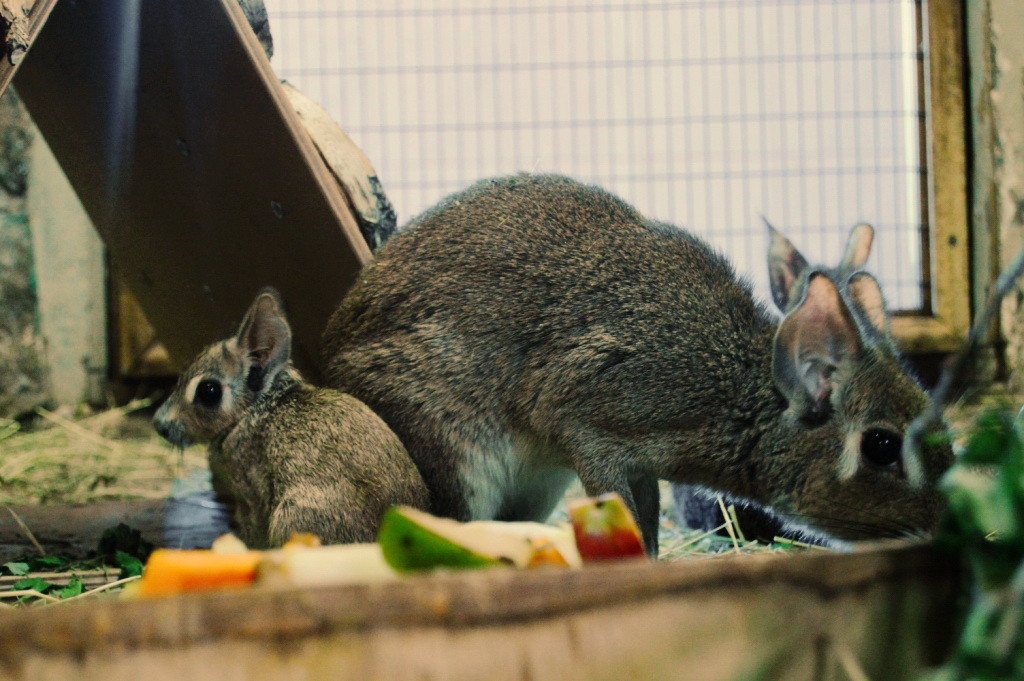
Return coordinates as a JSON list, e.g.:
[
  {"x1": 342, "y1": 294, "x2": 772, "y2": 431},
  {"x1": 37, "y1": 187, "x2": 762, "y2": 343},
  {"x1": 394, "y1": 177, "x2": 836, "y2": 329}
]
[
  {"x1": 0, "y1": 543, "x2": 960, "y2": 680},
  {"x1": 283, "y1": 81, "x2": 397, "y2": 251},
  {"x1": 112, "y1": 80, "x2": 398, "y2": 380},
  {"x1": 112, "y1": 279, "x2": 174, "y2": 379},
  {"x1": 0, "y1": 500, "x2": 164, "y2": 563},
  {"x1": 13, "y1": 0, "x2": 372, "y2": 377}
]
